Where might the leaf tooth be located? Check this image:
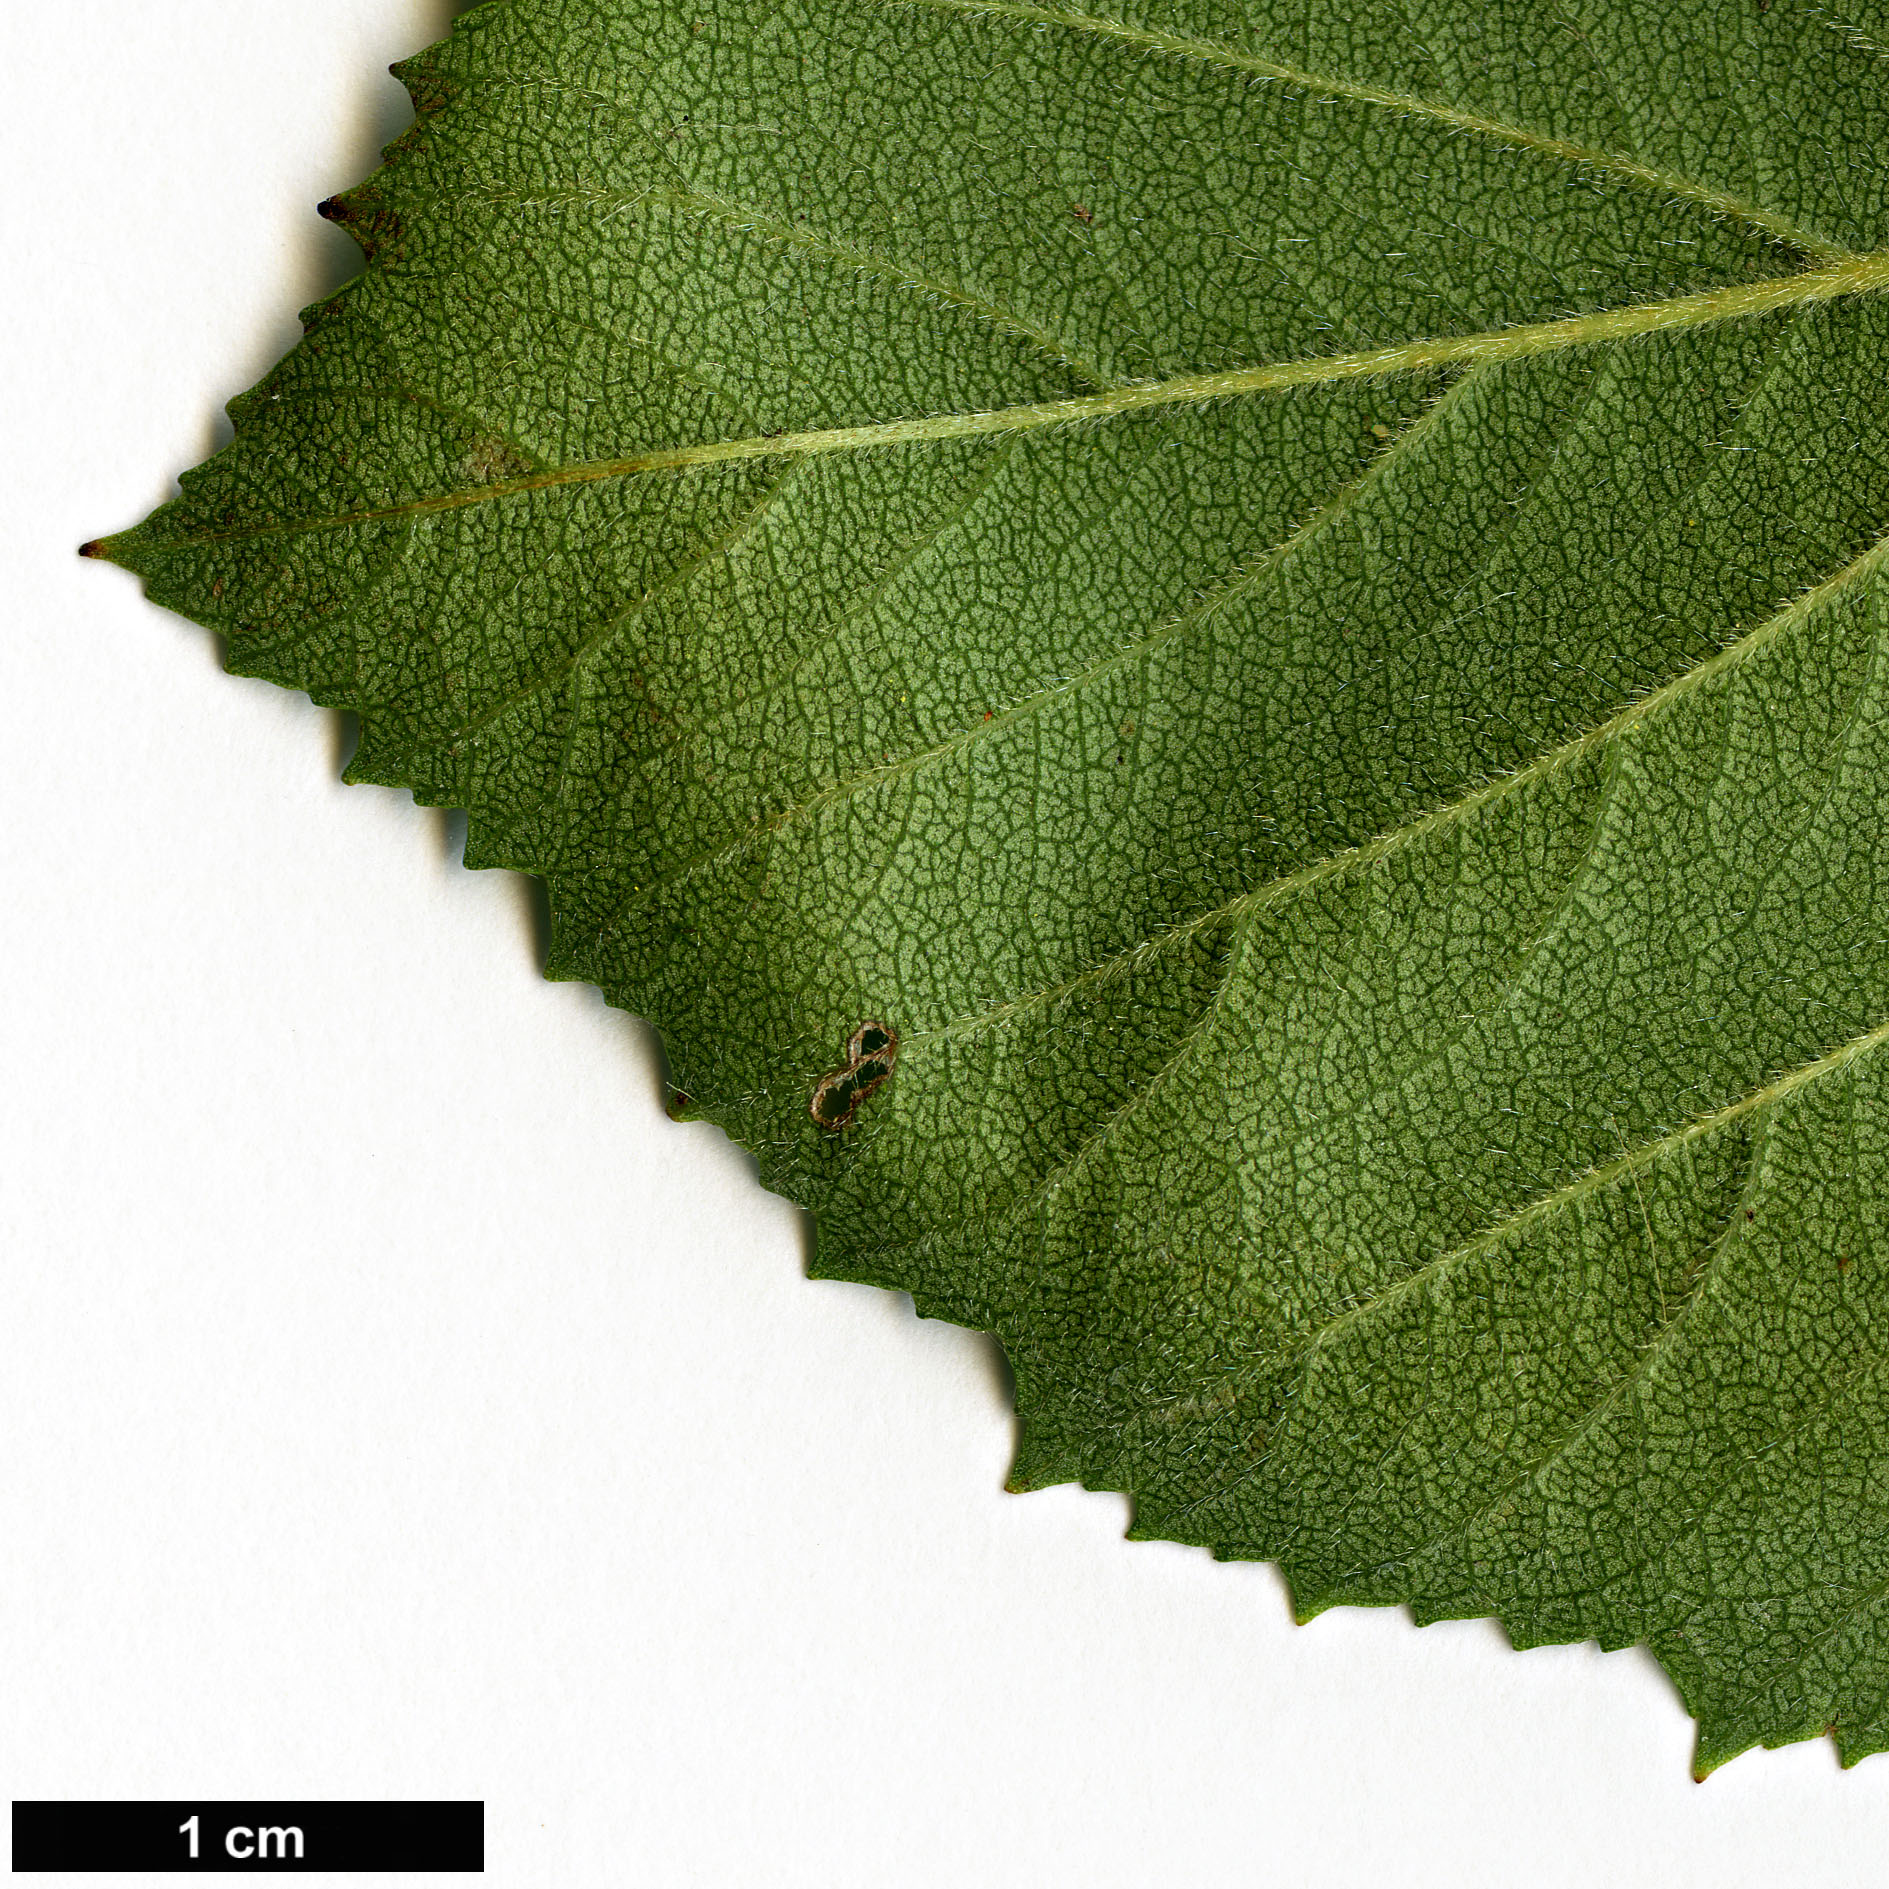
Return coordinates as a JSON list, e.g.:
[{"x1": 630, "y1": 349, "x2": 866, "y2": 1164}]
[
  {"x1": 315, "y1": 188, "x2": 408, "y2": 267},
  {"x1": 390, "y1": 50, "x2": 459, "y2": 126}
]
